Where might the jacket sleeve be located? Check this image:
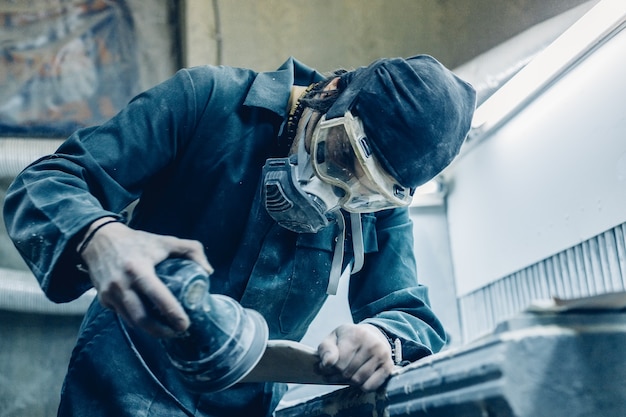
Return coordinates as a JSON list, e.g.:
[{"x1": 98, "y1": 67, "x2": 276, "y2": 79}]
[
  {"x1": 2, "y1": 69, "x2": 203, "y2": 303},
  {"x1": 348, "y1": 207, "x2": 447, "y2": 363}
]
